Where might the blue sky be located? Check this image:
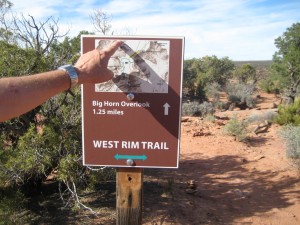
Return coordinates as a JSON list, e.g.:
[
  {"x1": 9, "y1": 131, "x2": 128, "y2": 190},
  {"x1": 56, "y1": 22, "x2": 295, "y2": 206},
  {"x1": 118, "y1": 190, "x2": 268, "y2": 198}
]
[{"x1": 11, "y1": 0, "x2": 300, "y2": 60}]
